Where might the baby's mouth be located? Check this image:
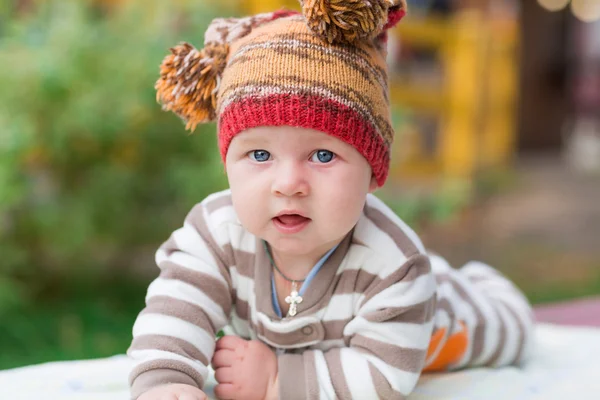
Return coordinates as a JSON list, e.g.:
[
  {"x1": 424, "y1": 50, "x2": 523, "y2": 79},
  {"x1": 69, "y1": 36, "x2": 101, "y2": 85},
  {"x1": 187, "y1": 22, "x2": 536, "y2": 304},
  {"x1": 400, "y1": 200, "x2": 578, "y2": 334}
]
[{"x1": 274, "y1": 214, "x2": 311, "y2": 226}]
